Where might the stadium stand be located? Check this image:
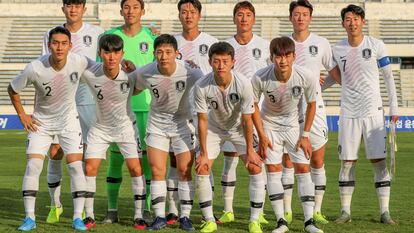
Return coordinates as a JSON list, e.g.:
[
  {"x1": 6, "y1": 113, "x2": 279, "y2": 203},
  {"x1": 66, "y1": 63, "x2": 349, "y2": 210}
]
[{"x1": 0, "y1": 1, "x2": 412, "y2": 109}]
